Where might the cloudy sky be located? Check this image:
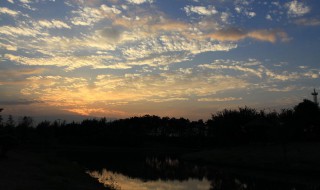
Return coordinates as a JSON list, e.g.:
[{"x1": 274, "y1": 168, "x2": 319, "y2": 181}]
[{"x1": 1, "y1": 0, "x2": 320, "y2": 120}]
